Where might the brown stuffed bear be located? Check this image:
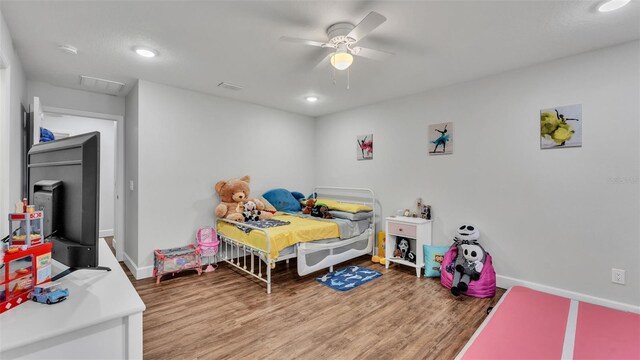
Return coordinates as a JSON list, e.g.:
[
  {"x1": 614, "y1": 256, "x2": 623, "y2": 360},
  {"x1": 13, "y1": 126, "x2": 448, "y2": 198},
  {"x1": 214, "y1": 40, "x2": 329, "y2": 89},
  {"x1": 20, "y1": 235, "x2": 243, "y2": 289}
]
[
  {"x1": 302, "y1": 198, "x2": 316, "y2": 214},
  {"x1": 215, "y1": 175, "x2": 271, "y2": 222}
]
